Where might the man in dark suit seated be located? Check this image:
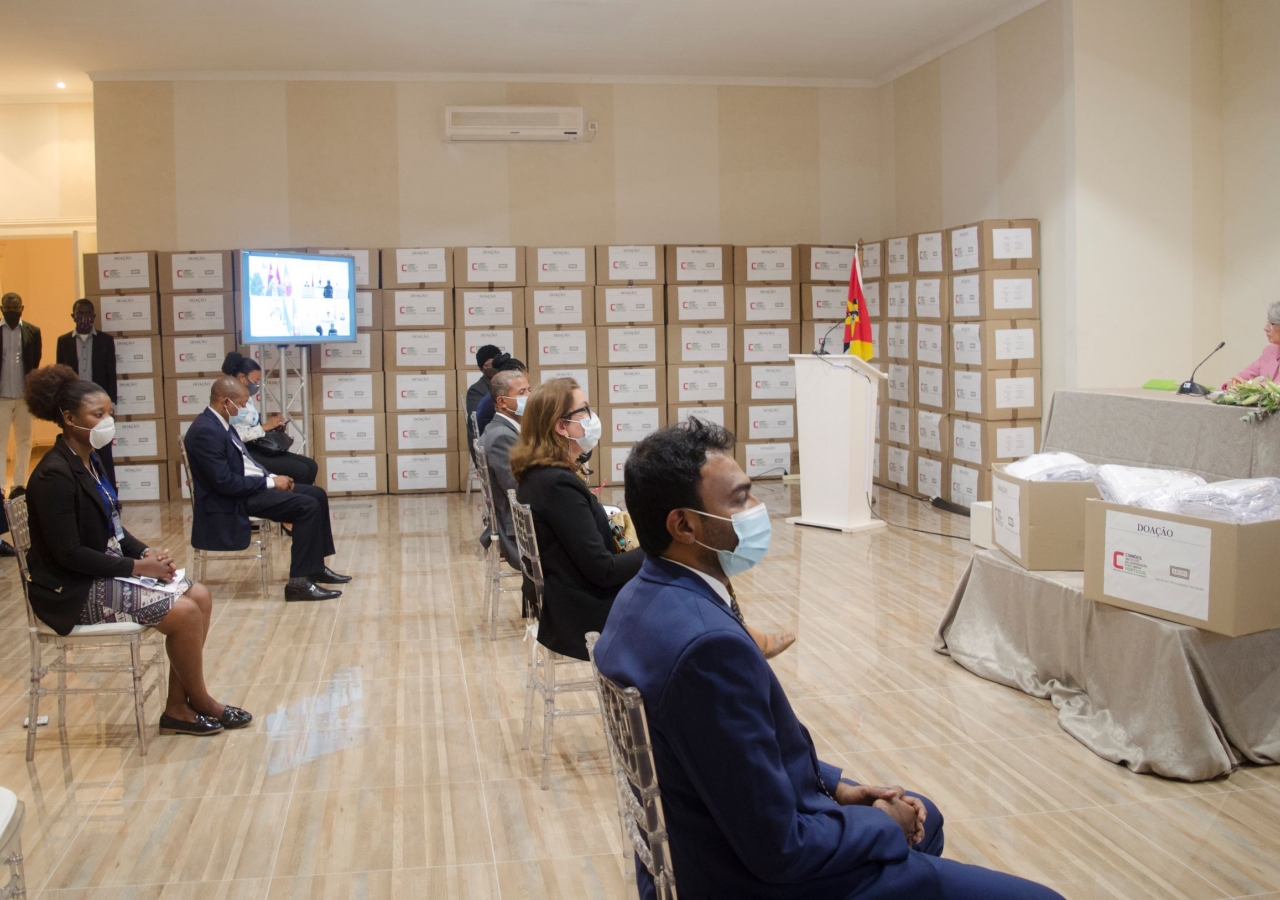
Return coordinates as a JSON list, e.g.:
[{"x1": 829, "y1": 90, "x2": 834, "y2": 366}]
[
  {"x1": 594, "y1": 420, "x2": 1063, "y2": 900},
  {"x1": 184, "y1": 376, "x2": 350, "y2": 602},
  {"x1": 56, "y1": 299, "x2": 117, "y2": 485}
]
